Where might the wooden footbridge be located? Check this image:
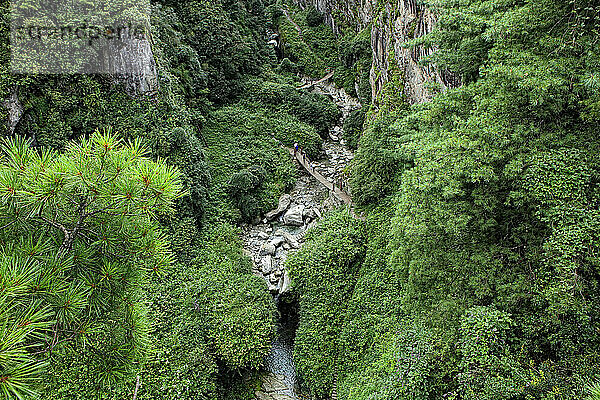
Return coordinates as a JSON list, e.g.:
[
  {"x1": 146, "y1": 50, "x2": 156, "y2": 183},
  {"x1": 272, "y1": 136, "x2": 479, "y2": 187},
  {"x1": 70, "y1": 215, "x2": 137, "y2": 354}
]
[
  {"x1": 296, "y1": 71, "x2": 335, "y2": 90},
  {"x1": 287, "y1": 147, "x2": 365, "y2": 220}
]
